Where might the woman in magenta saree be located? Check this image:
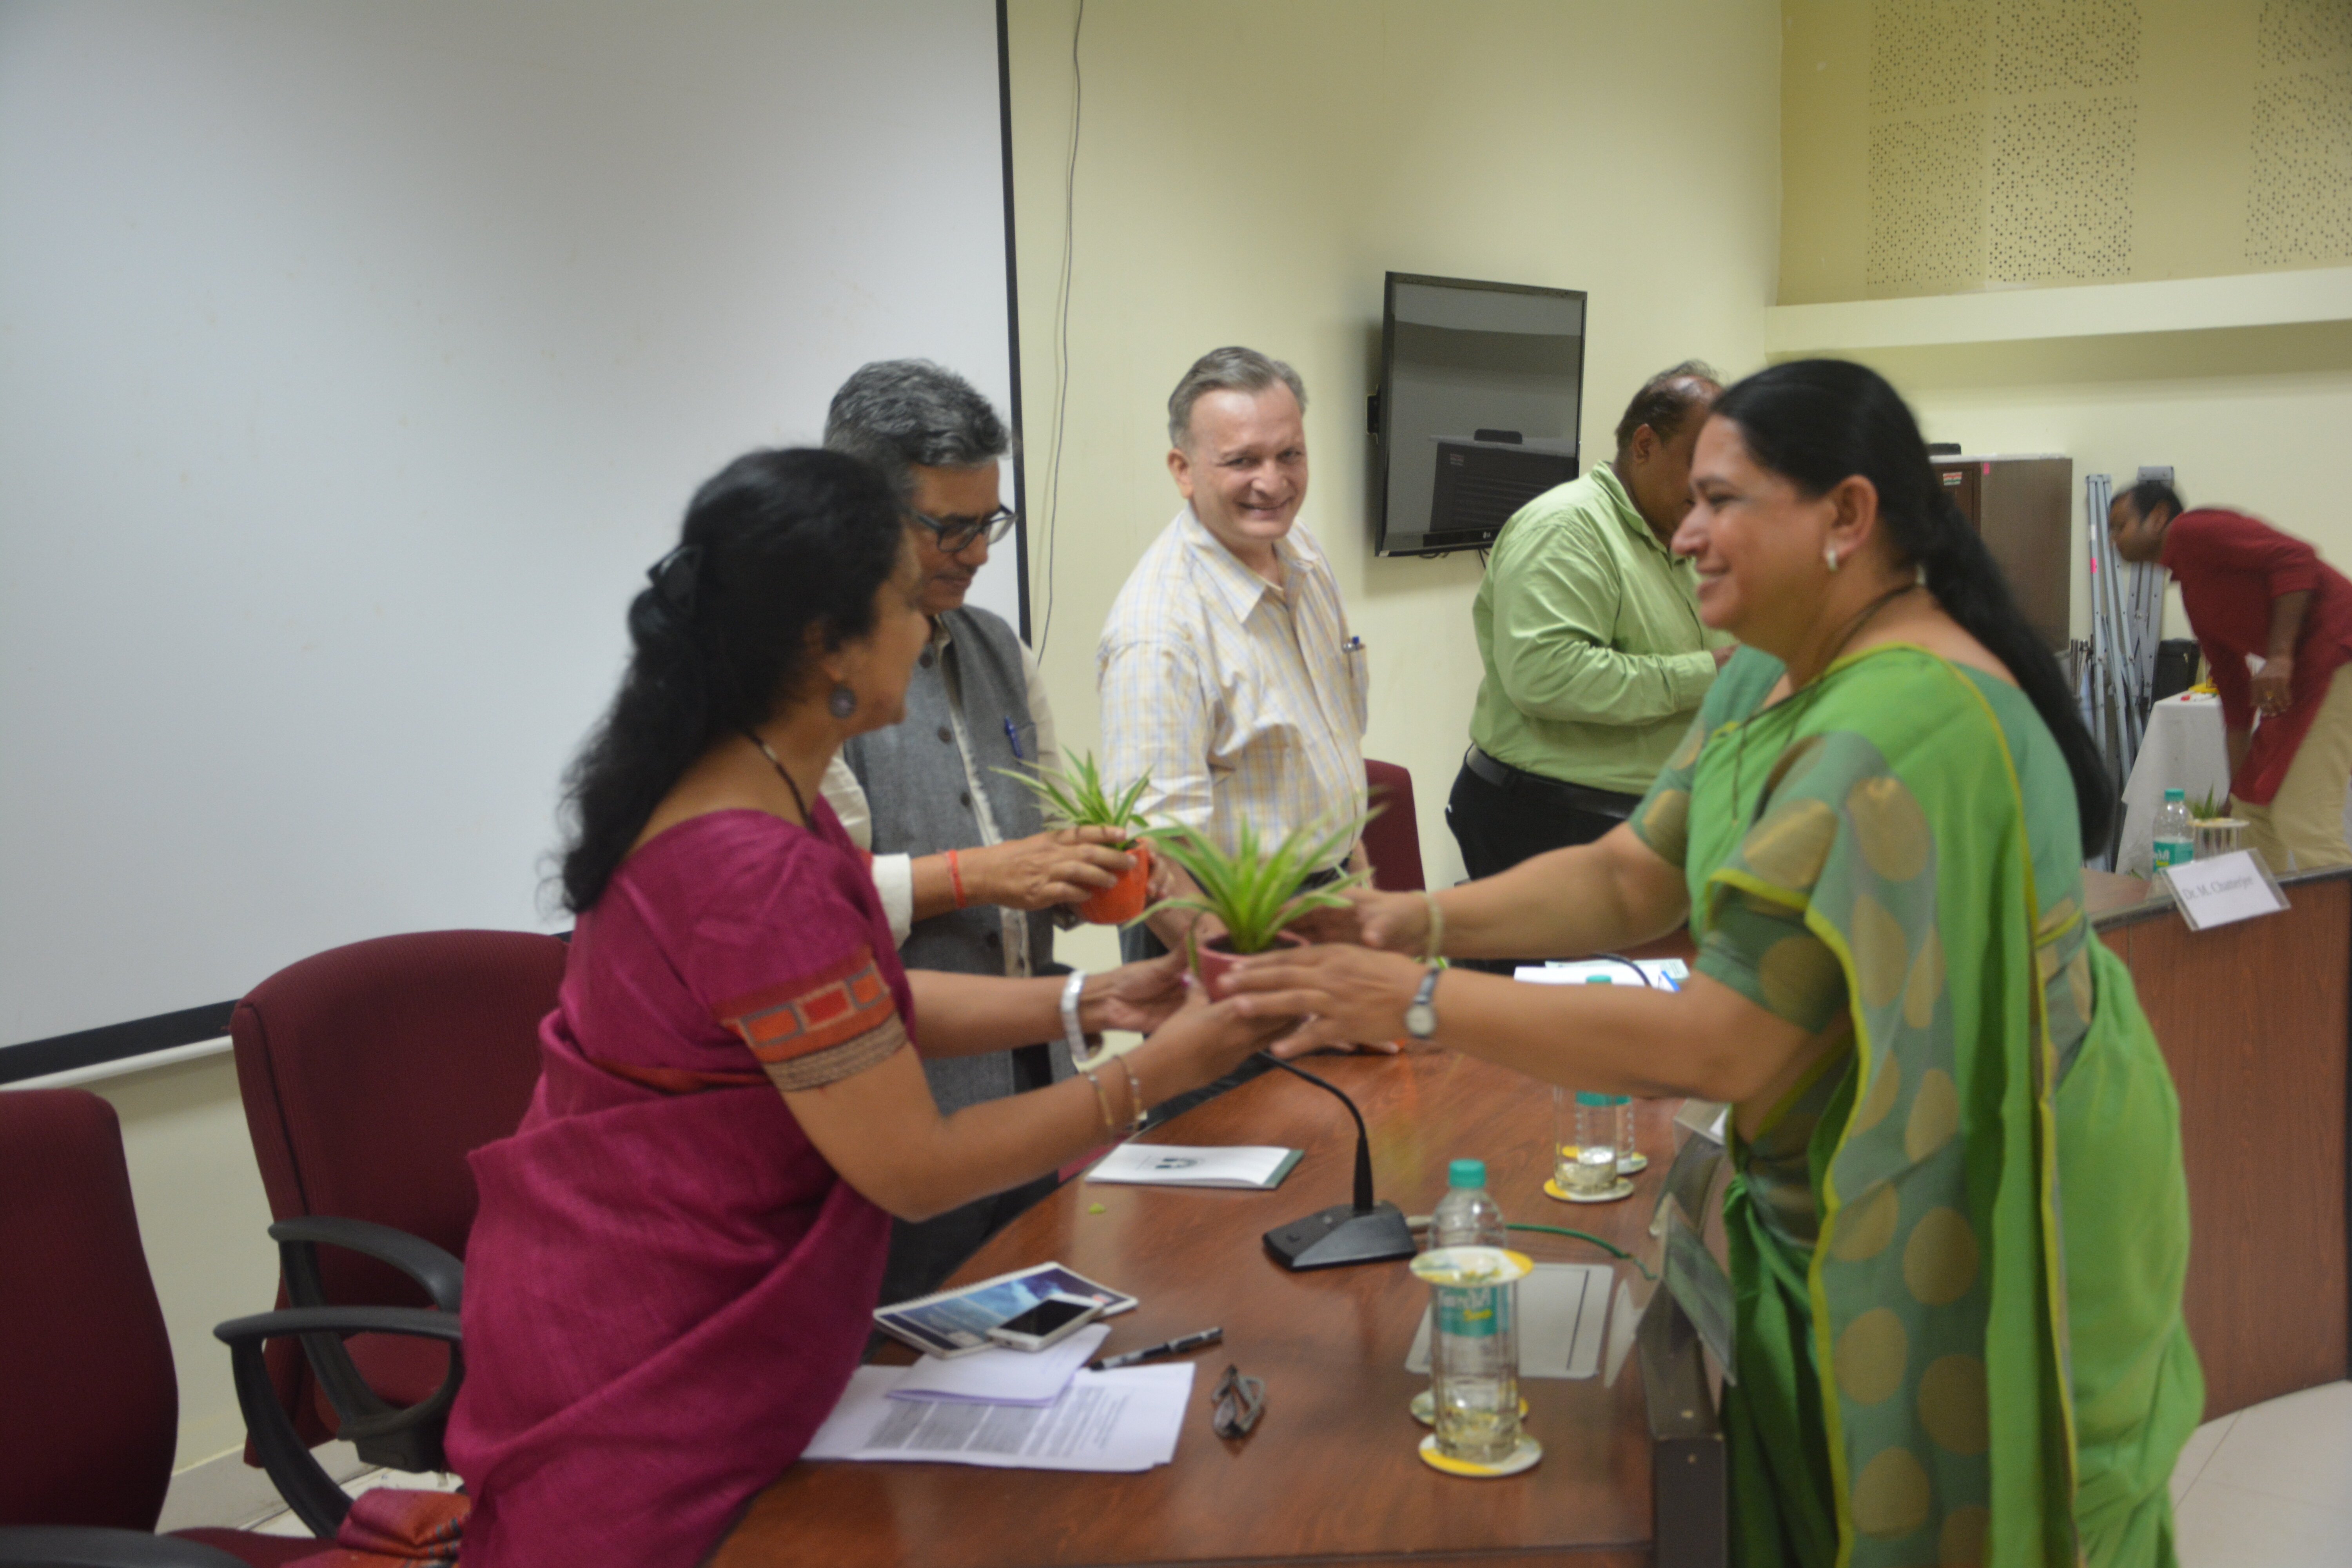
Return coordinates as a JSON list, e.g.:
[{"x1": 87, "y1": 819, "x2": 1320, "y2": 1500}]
[{"x1": 446, "y1": 450, "x2": 1268, "y2": 1567}]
